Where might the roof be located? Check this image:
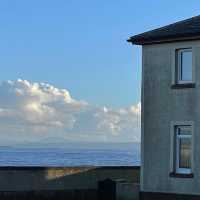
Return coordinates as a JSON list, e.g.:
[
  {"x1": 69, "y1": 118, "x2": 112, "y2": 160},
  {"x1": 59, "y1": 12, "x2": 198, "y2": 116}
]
[{"x1": 127, "y1": 15, "x2": 200, "y2": 45}]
